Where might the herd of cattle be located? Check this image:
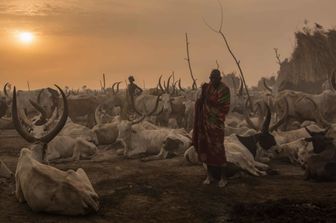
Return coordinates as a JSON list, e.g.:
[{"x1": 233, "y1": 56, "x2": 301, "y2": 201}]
[{"x1": 1, "y1": 72, "x2": 336, "y2": 215}]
